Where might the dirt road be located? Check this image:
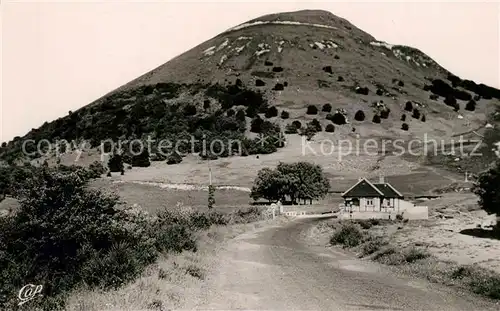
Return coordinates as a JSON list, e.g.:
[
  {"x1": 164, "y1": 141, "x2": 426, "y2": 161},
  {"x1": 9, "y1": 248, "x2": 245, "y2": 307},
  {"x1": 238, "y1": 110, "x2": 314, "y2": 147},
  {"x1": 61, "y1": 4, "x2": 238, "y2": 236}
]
[{"x1": 186, "y1": 217, "x2": 498, "y2": 310}]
